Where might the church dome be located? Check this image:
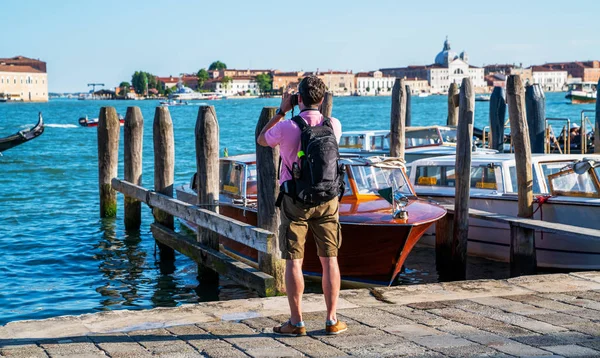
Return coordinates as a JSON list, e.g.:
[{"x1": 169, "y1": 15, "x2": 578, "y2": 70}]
[{"x1": 434, "y1": 37, "x2": 458, "y2": 66}]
